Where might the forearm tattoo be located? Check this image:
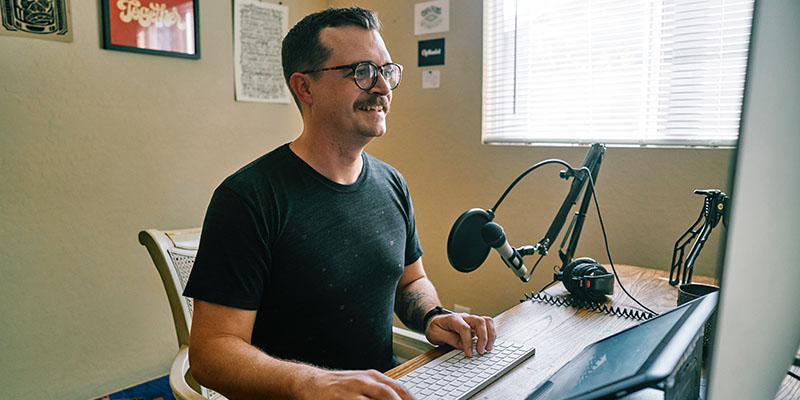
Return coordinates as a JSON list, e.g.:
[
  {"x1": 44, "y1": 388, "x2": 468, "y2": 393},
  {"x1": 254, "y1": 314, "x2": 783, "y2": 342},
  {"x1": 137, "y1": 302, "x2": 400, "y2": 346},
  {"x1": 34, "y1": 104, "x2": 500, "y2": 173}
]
[{"x1": 396, "y1": 290, "x2": 431, "y2": 333}]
